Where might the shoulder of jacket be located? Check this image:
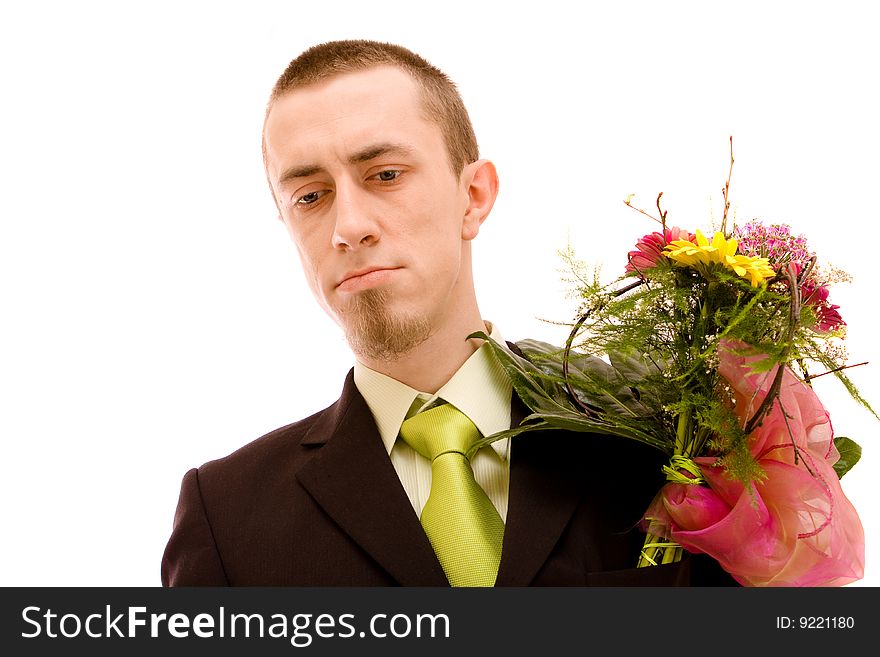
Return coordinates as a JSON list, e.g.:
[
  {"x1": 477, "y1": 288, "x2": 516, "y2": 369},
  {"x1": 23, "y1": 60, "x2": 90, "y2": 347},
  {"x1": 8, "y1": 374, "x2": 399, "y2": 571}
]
[{"x1": 196, "y1": 399, "x2": 341, "y2": 477}]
